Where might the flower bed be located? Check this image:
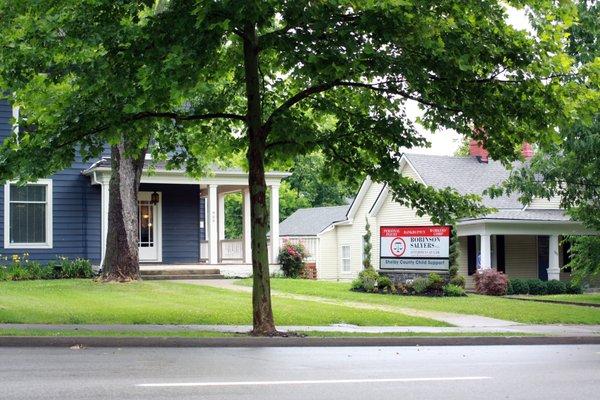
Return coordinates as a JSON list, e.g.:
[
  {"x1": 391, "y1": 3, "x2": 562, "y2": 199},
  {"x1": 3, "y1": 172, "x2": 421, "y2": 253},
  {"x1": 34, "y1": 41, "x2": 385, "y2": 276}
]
[{"x1": 0, "y1": 253, "x2": 94, "y2": 281}]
